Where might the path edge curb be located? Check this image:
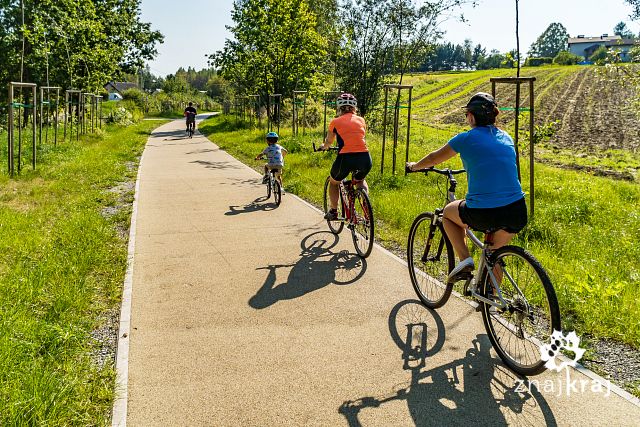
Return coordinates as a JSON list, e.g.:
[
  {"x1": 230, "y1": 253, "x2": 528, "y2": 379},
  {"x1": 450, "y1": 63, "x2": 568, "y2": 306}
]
[{"x1": 111, "y1": 148, "x2": 145, "y2": 427}]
